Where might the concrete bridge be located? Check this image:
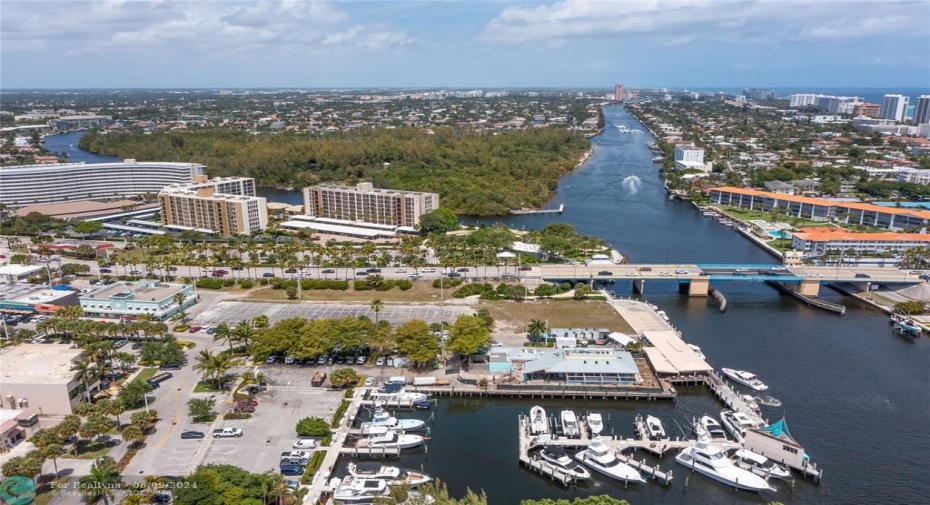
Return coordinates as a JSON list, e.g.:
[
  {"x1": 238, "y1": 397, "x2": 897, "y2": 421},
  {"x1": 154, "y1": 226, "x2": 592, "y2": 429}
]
[{"x1": 529, "y1": 263, "x2": 922, "y2": 297}]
